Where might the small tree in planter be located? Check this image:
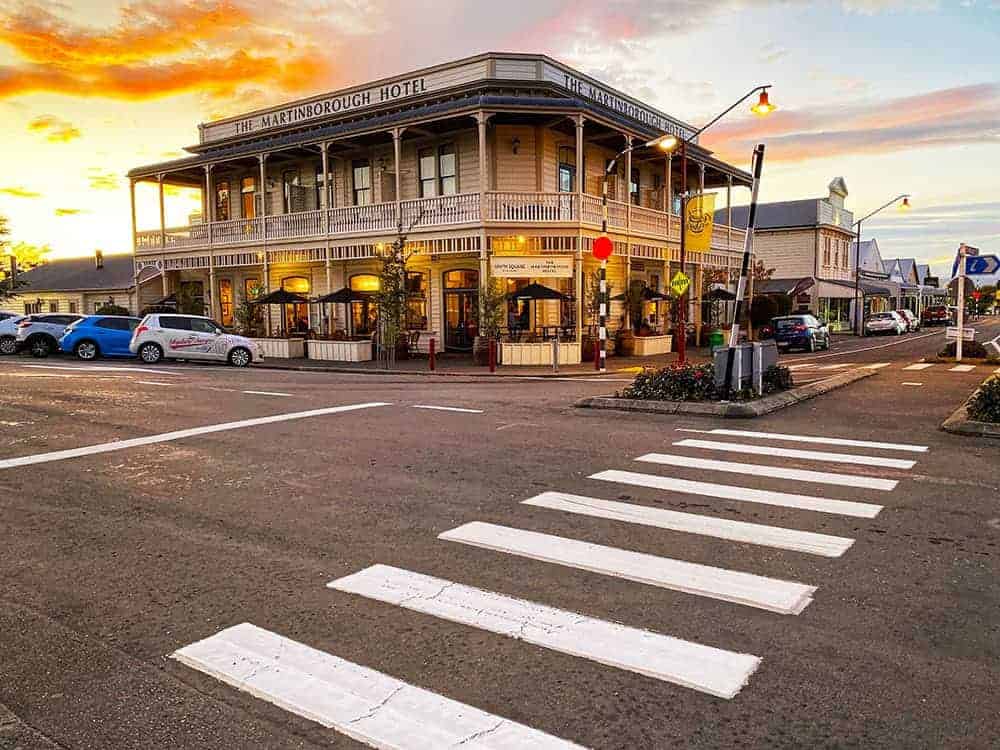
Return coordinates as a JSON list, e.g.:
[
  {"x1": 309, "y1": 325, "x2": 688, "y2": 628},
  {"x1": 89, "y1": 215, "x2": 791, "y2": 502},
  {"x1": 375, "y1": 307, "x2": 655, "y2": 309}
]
[
  {"x1": 374, "y1": 210, "x2": 424, "y2": 369},
  {"x1": 583, "y1": 270, "x2": 613, "y2": 360},
  {"x1": 474, "y1": 276, "x2": 506, "y2": 365}
]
